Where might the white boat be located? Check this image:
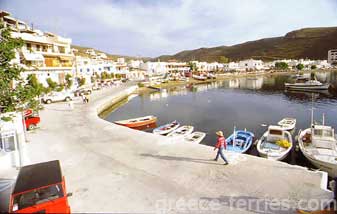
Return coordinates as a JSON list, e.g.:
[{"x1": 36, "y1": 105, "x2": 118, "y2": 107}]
[
  {"x1": 278, "y1": 118, "x2": 296, "y2": 131},
  {"x1": 298, "y1": 114, "x2": 337, "y2": 177},
  {"x1": 153, "y1": 120, "x2": 180, "y2": 135},
  {"x1": 184, "y1": 132, "x2": 206, "y2": 144},
  {"x1": 192, "y1": 75, "x2": 207, "y2": 81},
  {"x1": 167, "y1": 125, "x2": 194, "y2": 138},
  {"x1": 285, "y1": 78, "x2": 330, "y2": 90},
  {"x1": 257, "y1": 125, "x2": 293, "y2": 161}
]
